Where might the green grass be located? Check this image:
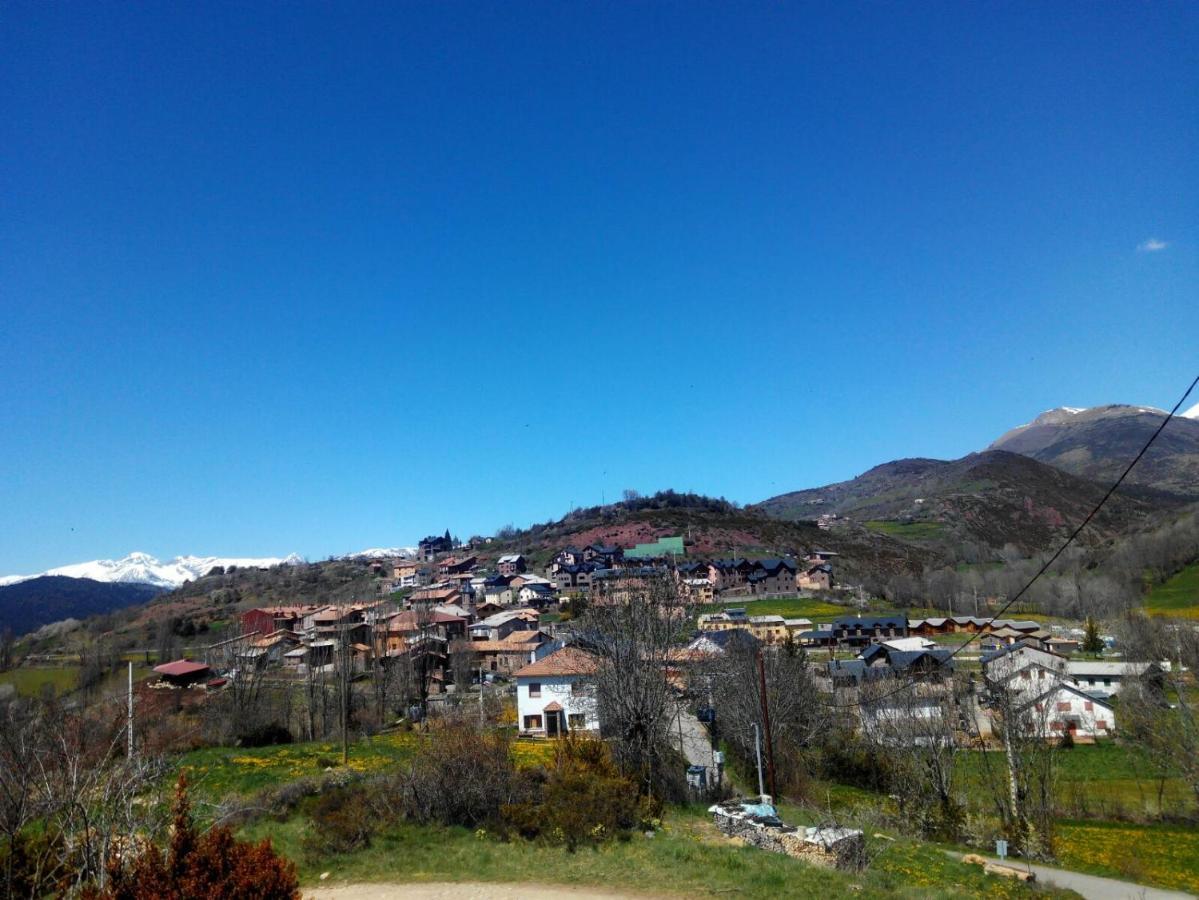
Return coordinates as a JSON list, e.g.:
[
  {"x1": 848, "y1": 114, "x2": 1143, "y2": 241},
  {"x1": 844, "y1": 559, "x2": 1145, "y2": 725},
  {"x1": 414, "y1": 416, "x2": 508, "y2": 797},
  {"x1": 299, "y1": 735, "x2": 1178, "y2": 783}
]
[
  {"x1": 1054, "y1": 820, "x2": 1199, "y2": 894},
  {"x1": 1145, "y1": 562, "x2": 1199, "y2": 618},
  {"x1": 179, "y1": 732, "x2": 555, "y2": 800},
  {"x1": 702, "y1": 596, "x2": 847, "y2": 619},
  {"x1": 865, "y1": 520, "x2": 948, "y2": 541},
  {"x1": 956, "y1": 743, "x2": 1194, "y2": 819},
  {"x1": 0, "y1": 666, "x2": 79, "y2": 697},
  {"x1": 241, "y1": 806, "x2": 1063, "y2": 899}
]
